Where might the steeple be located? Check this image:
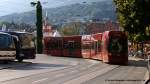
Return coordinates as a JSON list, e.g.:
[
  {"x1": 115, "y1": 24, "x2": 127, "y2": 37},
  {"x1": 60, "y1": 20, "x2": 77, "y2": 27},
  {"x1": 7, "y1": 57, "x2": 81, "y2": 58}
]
[
  {"x1": 46, "y1": 10, "x2": 47, "y2": 17},
  {"x1": 43, "y1": 10, "x2": 52, "y2": 37},
  {"x1": 44, "y1": 10, "x2": 49, "y2": 26}
]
